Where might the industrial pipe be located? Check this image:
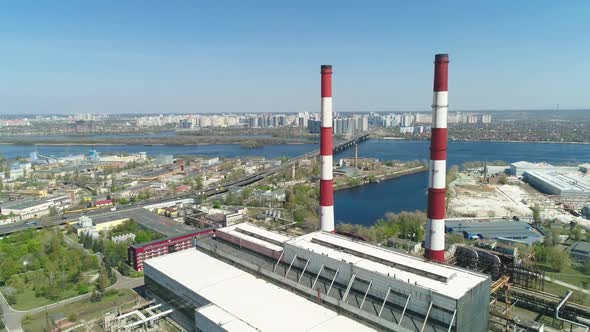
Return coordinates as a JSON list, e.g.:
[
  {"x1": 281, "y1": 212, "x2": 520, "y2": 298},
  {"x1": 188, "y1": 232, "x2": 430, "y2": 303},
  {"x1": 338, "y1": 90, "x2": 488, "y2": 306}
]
[
  {"x1": 320, "y1": 65, "x2": 334, "y2": 232},
  {"x1": 425, "y1": 54, "x2": 449, "y2": 262}
]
